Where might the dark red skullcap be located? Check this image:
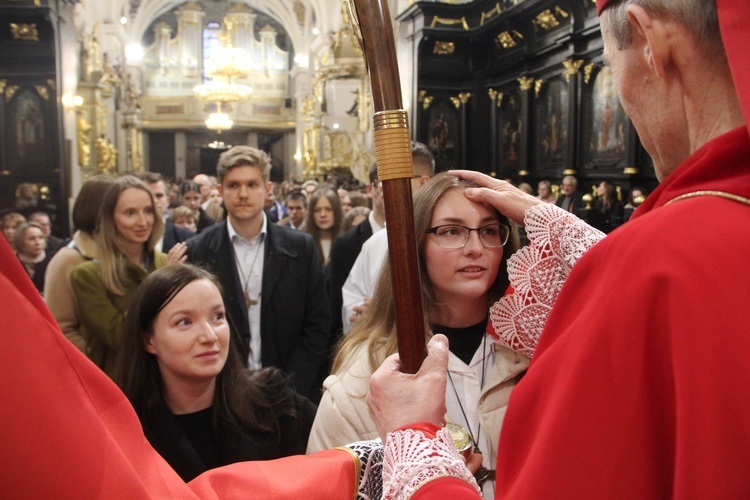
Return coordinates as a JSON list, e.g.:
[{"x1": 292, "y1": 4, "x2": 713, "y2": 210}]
[{"x1": 596, "y1": 0, "x2": 750, "y2": 137}]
